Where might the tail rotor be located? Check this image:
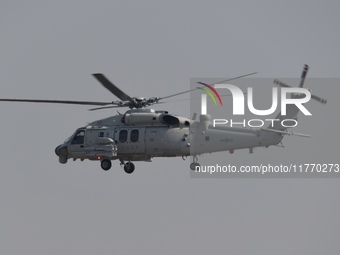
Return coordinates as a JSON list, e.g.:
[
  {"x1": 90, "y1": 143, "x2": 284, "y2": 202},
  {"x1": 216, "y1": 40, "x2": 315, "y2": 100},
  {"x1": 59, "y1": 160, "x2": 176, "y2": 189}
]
[{"x1": 274, "y1": 64, "x2": 327, "y2": 104}]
